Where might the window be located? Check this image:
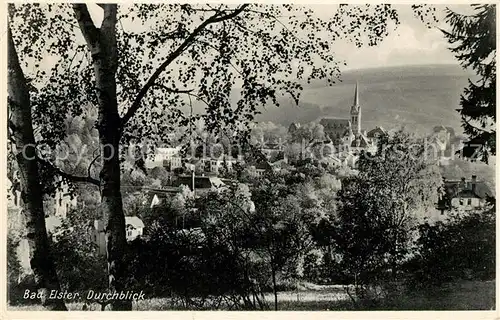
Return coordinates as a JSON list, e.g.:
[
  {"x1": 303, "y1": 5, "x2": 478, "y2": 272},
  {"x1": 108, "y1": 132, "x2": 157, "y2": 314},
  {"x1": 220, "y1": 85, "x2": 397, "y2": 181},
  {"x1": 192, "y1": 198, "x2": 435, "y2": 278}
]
[
  {"x1": 127, "y1": 230, "x2": 132, "y2": 237},
  {"x1": 459, "y1": 198, "x2": 464, "y2": 206},
  {"x1": 467, "y1": 198, "x2": 472, "y2": 206}
]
